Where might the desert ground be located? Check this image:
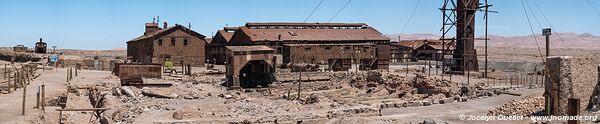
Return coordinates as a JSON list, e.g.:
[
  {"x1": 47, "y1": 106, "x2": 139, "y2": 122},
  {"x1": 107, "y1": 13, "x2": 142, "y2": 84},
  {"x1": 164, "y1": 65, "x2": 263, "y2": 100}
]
[{"x1": 0, "y1": 46, "x2": 599, "y2": 124}]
